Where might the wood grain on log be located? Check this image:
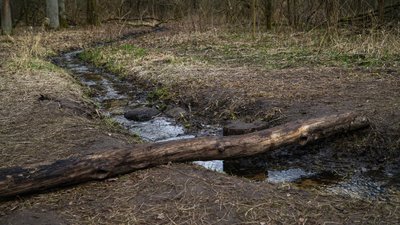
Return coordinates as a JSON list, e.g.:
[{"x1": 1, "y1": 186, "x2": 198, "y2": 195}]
[{"x1": 0, "y1": 112, "x2": 369, "y2": 199}]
